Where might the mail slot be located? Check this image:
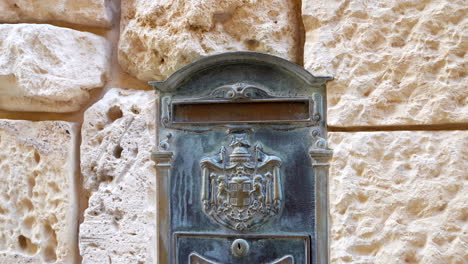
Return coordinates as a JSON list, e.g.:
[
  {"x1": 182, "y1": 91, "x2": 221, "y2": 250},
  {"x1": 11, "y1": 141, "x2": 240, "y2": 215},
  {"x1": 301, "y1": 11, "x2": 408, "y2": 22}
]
[
  {"x1": 172, "y1": 99, "x2": 310, "y2": 124},
  {"x1": 151, "y1": 52, "x2": 333, "y2": 264}
]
